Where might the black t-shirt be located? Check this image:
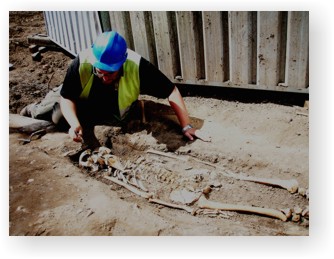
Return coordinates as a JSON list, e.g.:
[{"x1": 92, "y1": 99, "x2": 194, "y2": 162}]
[{"x1": 60, "y1": 52, "x2": 174, "y2": 119}]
